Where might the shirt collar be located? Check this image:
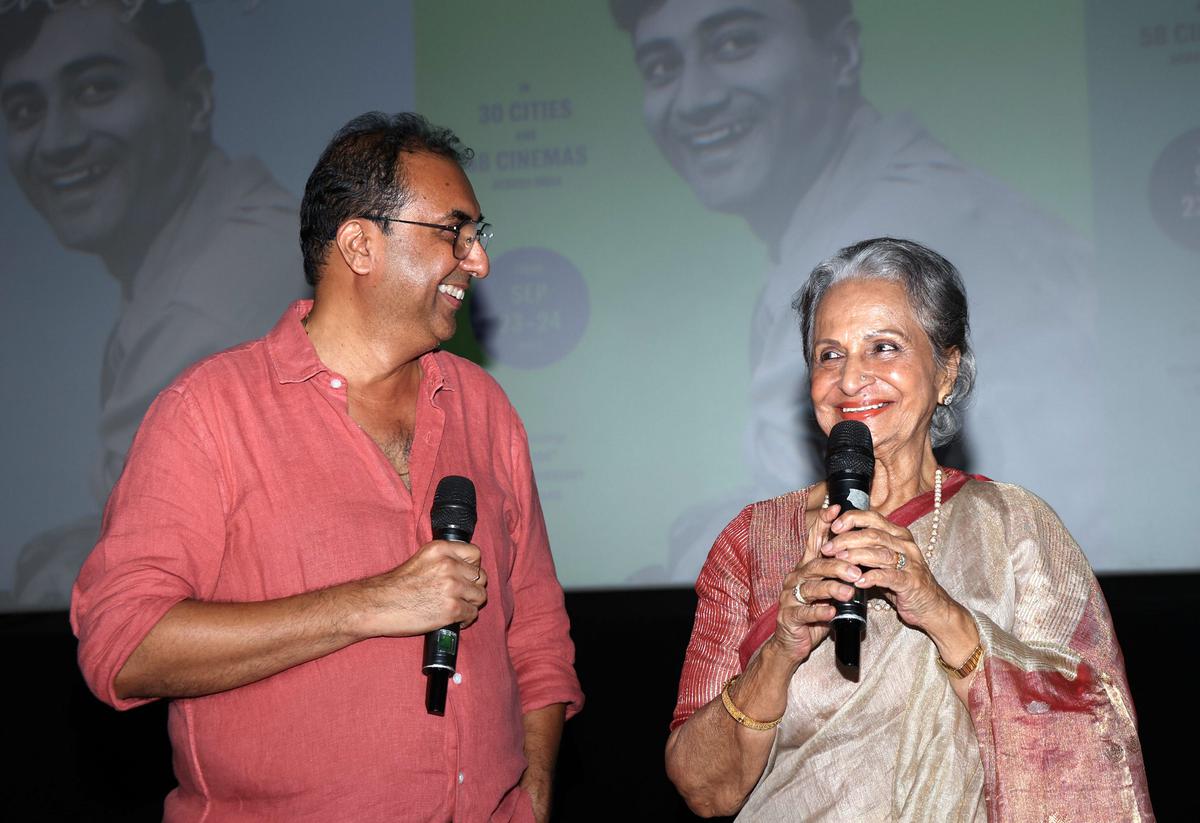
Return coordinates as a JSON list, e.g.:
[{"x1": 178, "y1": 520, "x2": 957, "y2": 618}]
[
  {"x1": 420, "y1": 349, "x2": 455, "y2": 400},
  {"x1": 267, "y1": 299, "x2": 325, "y2": 384},
  {"x1": 266, "y1": 299, "x2": 458, "y2": 399}
]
